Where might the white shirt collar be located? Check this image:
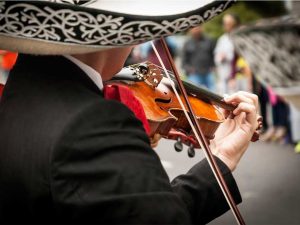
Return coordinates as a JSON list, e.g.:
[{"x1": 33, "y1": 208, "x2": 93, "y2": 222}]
[{"x1": 64, "y1": 55, "x2": 103, "y2": 91}]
